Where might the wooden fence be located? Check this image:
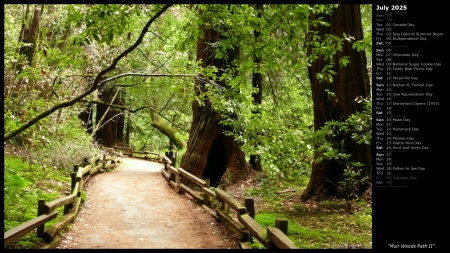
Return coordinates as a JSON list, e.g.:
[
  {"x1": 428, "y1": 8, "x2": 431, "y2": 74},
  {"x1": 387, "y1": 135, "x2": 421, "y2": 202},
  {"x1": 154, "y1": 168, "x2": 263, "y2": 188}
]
[
  {"x1": 113, "y1": 146, "x2": 160, "y2": 162},
  {"x1": 4, "y1": 154, "x2": 122, "y2": 249},
  {"x1": 161, "y1": 154, "x2": 298, "y2": 249},
  {"x1": 5, "y1": 149, "x2": 297, "y2": 249}
]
